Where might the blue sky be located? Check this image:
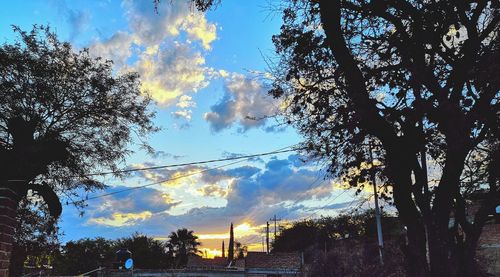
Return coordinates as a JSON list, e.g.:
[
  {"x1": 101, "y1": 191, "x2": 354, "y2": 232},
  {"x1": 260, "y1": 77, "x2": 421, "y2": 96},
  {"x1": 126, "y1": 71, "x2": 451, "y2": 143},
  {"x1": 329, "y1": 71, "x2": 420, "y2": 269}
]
[{"x1": 1, "y1": 0, "x2": 366, "y2": 256}]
